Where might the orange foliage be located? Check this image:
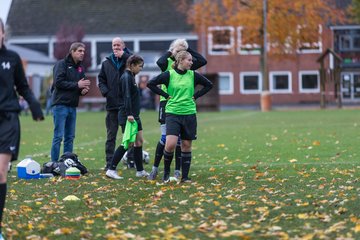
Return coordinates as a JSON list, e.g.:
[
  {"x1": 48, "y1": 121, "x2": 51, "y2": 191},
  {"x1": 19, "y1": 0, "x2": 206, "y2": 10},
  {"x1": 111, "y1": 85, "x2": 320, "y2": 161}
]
[{"x1": 177, "y1": 0, "x2": 347, "y2": 55}]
